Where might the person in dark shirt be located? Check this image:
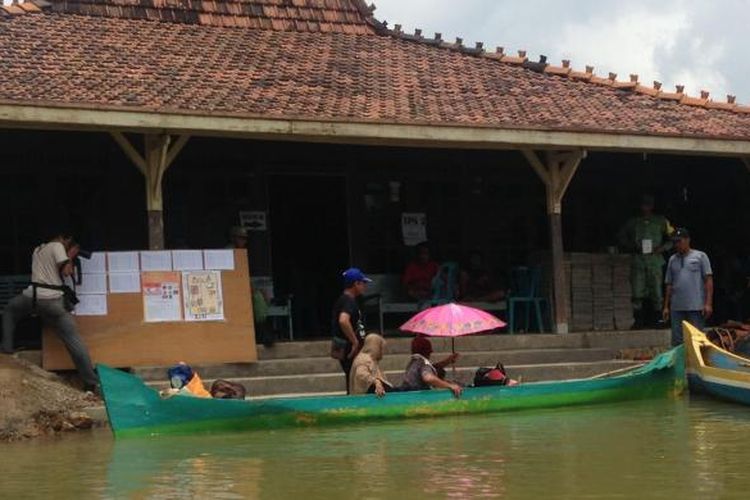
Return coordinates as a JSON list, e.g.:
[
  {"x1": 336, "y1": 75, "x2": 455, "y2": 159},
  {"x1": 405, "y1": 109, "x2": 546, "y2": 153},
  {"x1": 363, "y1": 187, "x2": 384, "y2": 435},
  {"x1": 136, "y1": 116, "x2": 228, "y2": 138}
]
[
  {"x1": 331, "y1": 267, "x2": 371, "y2": 393},
  {"x1": 402, "y1": 242, "x2": 439, "y2": 301},
  {"x1": 400, "y1": 336, "x2": 462, "y2": 398}
]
